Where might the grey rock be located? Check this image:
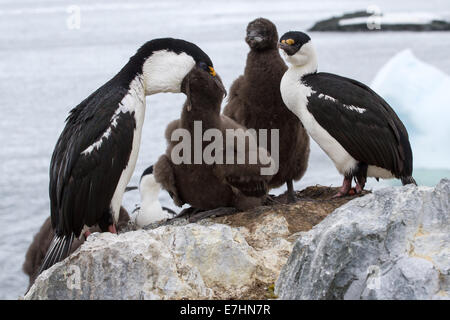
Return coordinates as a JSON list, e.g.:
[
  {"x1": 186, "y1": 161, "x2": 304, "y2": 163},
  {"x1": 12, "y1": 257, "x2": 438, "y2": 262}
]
[
  {"x1": 24, "y1": 214, "x2": 293, "y2": 300},
  {"x1": 275, "y1": 179, "x2": 450, "y2": 300}
]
